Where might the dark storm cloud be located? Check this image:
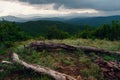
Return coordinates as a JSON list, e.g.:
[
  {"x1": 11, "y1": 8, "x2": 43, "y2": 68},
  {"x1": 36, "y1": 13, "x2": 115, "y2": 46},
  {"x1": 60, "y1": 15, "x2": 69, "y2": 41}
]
[{"x1": 18, "y1": 0, "x2": 120, "y2": 11}]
